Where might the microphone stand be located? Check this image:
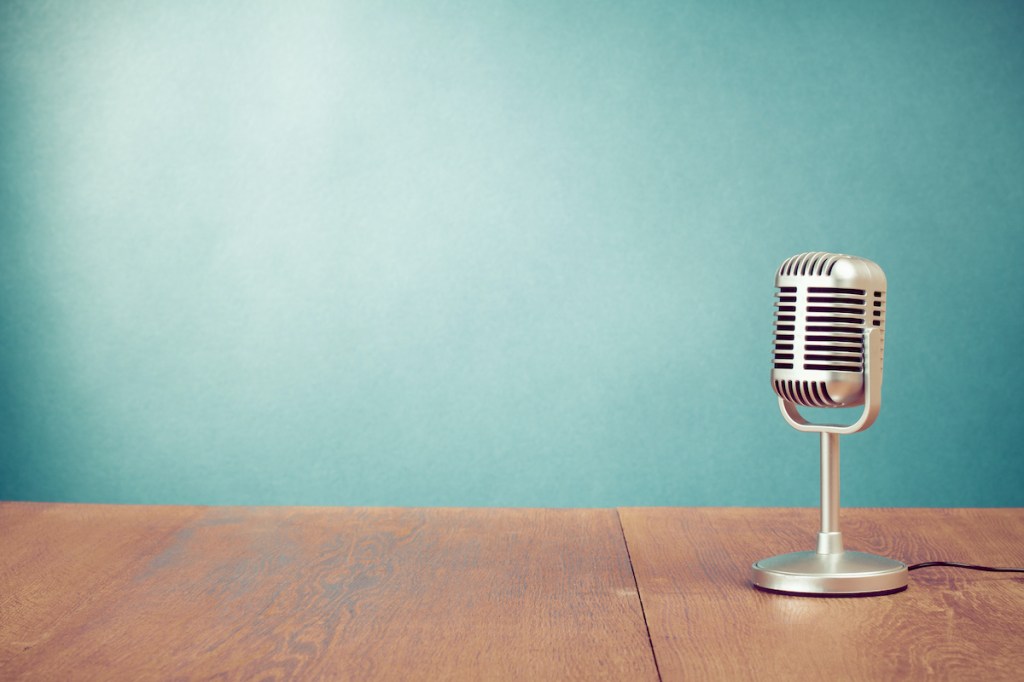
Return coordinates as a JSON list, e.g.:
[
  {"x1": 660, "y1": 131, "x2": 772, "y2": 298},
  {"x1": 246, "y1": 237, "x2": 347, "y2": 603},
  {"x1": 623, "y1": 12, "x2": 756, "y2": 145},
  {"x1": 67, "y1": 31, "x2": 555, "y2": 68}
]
[
  {"x1": 818, "y1": 431, "x2": 842, "y2": 555},
  {"x1": 752, "y1": 328, "x2": 908, "y2": 596}
]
